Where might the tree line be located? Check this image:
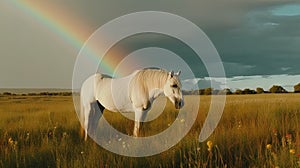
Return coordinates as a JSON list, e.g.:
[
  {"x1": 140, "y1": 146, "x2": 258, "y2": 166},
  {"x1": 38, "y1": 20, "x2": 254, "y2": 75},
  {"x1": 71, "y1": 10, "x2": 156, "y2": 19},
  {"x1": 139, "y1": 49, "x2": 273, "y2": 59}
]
[
  {"x1": 1, "y1": 83, "x2": 300, "y2": 96},
  {"x1": 0, "y1": 92, "x2": 72, "y2": 96},
  {"x1": 183, "y1": 83, "x2": 300, "y2": 95}
]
